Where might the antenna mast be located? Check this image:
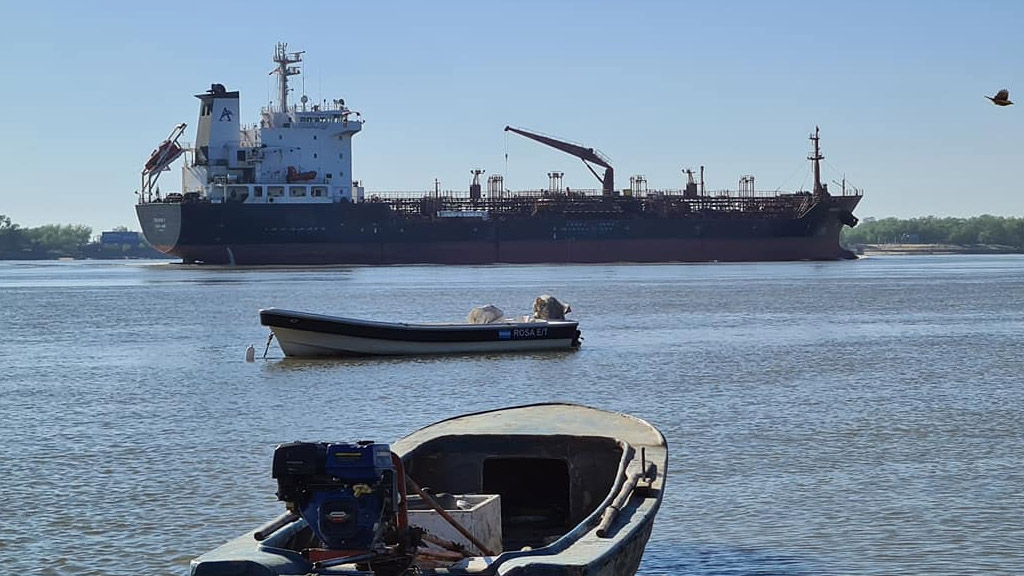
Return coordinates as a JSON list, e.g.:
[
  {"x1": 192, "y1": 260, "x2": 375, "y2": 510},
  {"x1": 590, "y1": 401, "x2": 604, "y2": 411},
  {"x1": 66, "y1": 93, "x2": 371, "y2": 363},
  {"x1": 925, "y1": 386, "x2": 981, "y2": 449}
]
[
  {"x1": 272, "y1": 42, "x2": 304, "y2": 114},
  {"x1": 809, "y1": 126, "x2": 825, "y2": 197}
]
